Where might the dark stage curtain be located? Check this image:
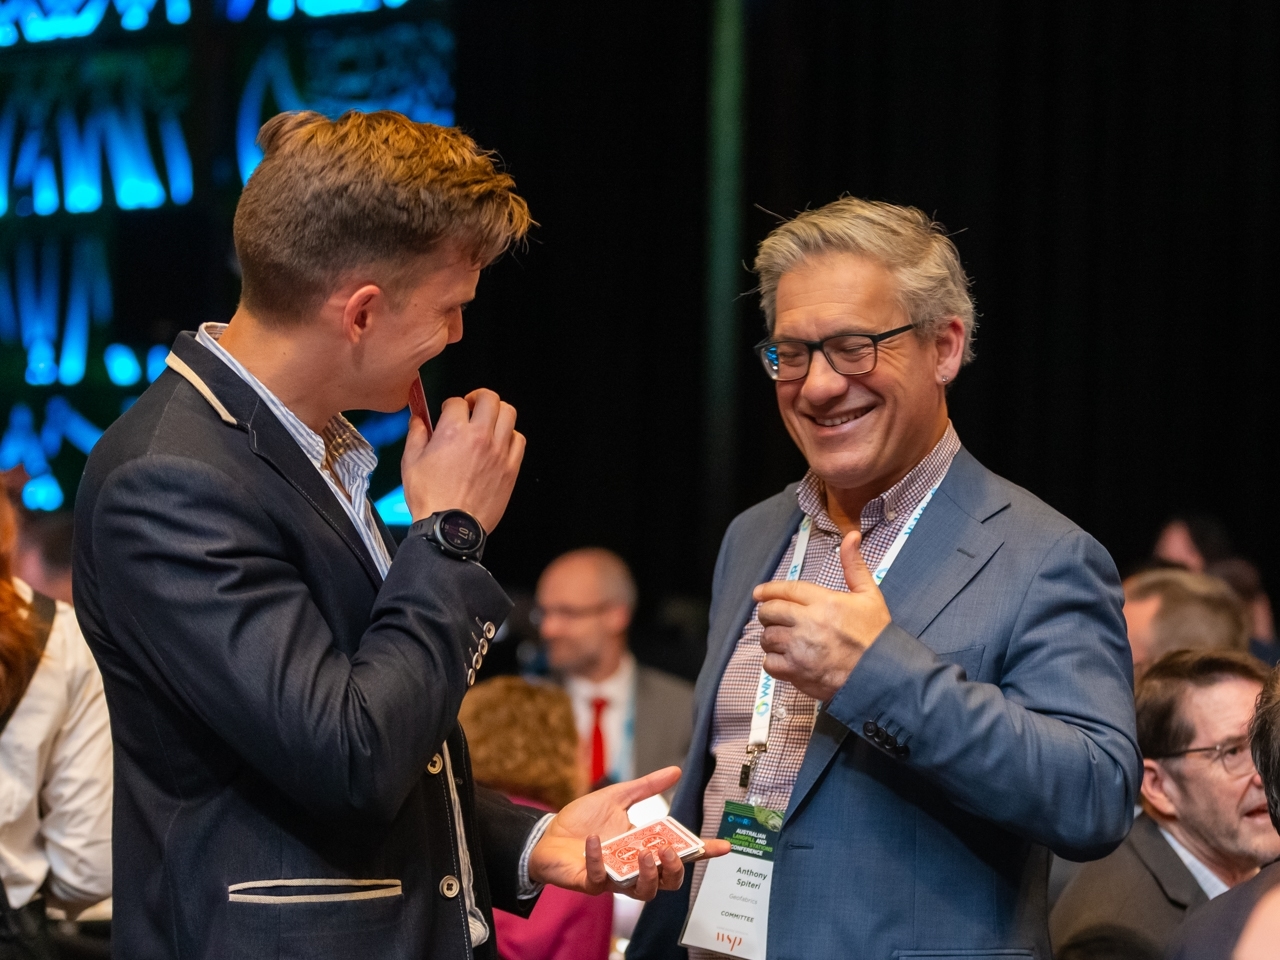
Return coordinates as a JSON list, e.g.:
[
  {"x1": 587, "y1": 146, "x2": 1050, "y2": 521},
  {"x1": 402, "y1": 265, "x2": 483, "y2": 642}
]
[{"x1": 456, "y1": 1, "x2": 1278, "y2": 637}]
